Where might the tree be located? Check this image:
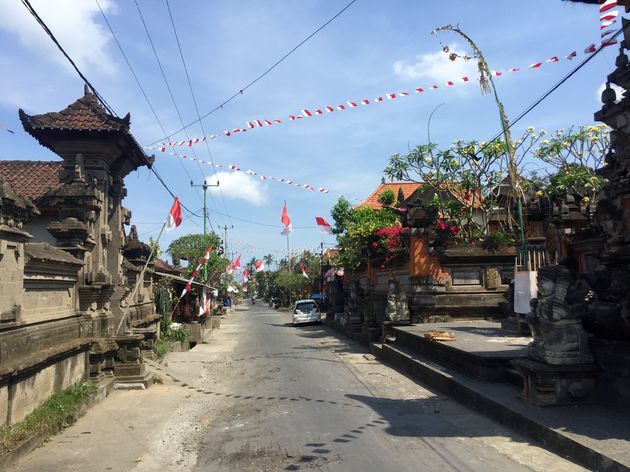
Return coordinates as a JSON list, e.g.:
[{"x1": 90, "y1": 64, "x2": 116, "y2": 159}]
[
  {"x1": 534, "y1": 124, "x2": 608, "y2": 204},
  {"x1": 263, "y1": 254, "x2": 275, "y2": 270},
  {"x1": 167, "y1": 233, "x2": 228, "y2": 279},
  {"x1": 331, "y1": 202, "x2": 400, "y2": 270},
  {"x1": 384, "y1": 130, "x2": 543, "y2": 242},
  {"x1": 147, "y1": 236, "x2": 162, "y2": 262}
]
